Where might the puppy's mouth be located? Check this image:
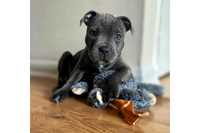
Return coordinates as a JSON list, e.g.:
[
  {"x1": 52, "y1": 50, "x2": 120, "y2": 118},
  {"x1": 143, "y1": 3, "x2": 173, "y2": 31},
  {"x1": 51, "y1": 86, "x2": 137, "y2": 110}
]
[
  {"x1": 98, "y1": 60, "x2": 106, "y2": 65},
  {"x1": 87, "y1": 46, "x2": 118, "y2": 66},
  {"x1": 89, "y1": 53, "x2": 113, "y2": 62},
  {"x1": 98, "y1": 55, "x2": 110, "y2": 64},
  {"x1": 89, "y1": 52, "x2": 118, "y2": 66}
]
